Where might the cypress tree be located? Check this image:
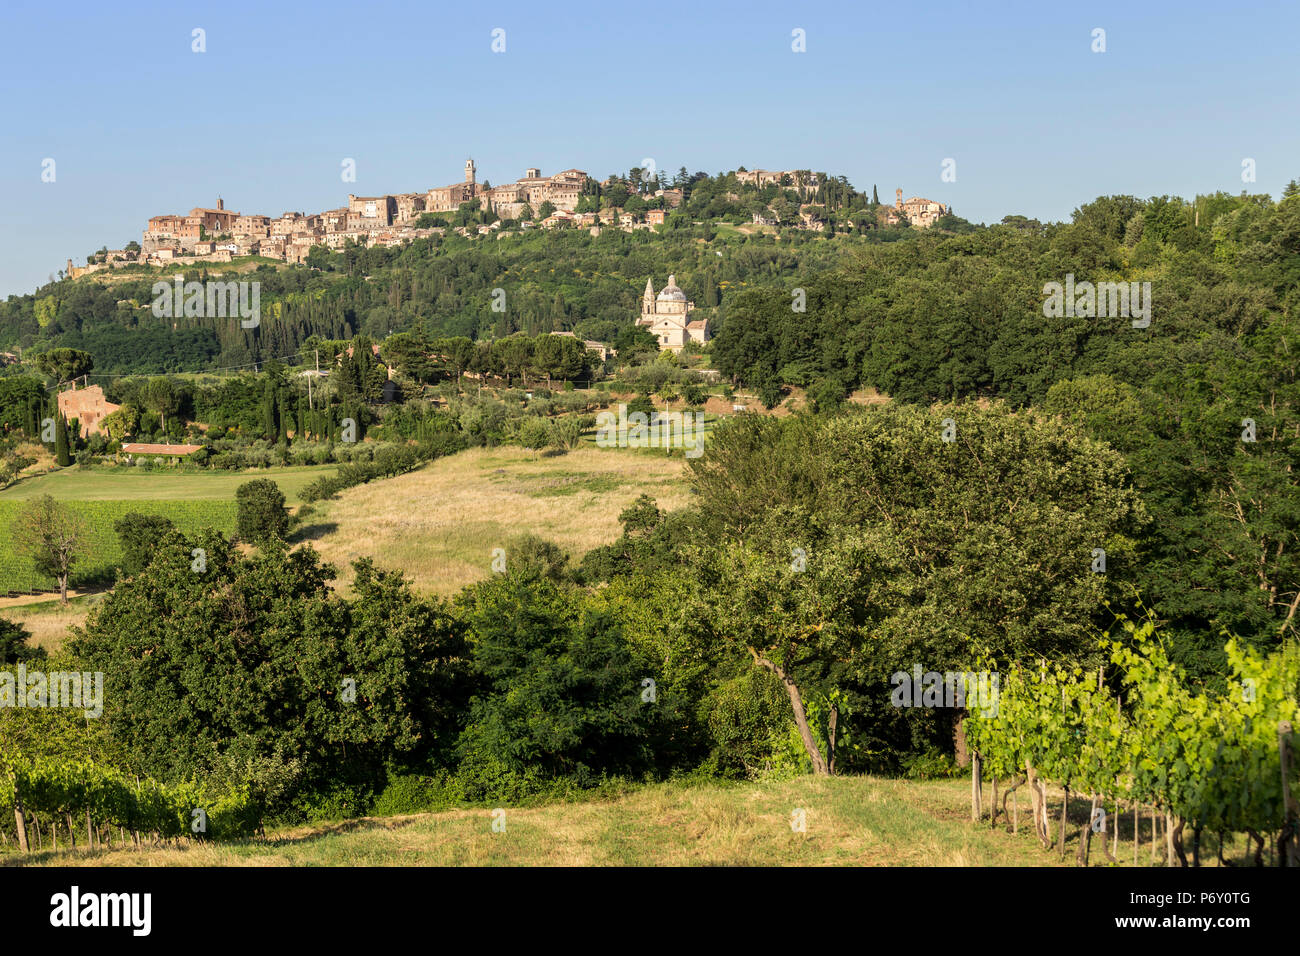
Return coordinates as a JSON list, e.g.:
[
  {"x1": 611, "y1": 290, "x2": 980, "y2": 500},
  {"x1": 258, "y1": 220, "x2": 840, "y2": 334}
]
[
  {"x1": 278, "y1": 395, "x2": 291, "y2": 444},
  {"x1": 54, "y1": 414, "x2": 71, "y2": 466},
  {"x1": 262, "y1": 382, "x2": 277, "y2": 442},
  {"x1": 872, "y1": 184, "x2": 879, "y2": 205}
]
